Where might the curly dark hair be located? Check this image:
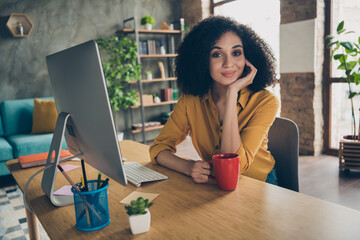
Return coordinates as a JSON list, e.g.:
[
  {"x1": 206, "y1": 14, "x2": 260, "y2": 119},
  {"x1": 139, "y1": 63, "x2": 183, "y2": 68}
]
[{"x1": 175, "y1": 16, "x2": 277, "y2": 96}]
